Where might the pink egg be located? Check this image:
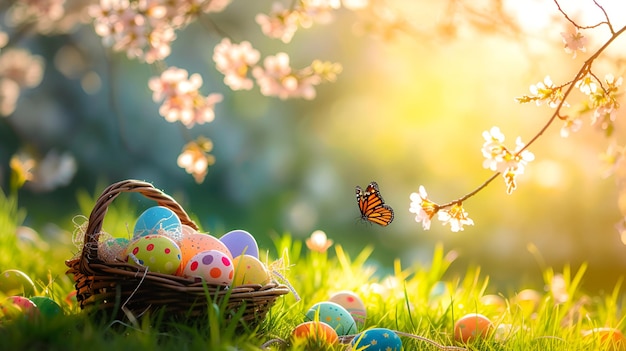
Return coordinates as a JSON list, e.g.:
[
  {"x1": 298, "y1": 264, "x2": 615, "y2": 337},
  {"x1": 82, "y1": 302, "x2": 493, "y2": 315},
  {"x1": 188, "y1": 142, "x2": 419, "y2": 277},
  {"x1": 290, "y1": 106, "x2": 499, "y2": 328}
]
[
  {"x1": 183, "y1": 250, "x2": 234, "y2": 286},
  {"x1": 328, "y1": 291, "x2": 367, "y2": 325},
  {"x1": 1, "y1": 296, "x2": 39, "y2": 319}
]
